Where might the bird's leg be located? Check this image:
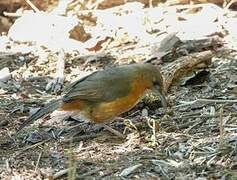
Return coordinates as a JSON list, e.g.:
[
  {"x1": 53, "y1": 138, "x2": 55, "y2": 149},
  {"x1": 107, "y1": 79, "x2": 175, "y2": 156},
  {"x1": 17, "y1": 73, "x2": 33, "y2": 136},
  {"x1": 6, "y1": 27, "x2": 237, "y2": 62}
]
[
  {"x1": 99, "y1": 124, "x2": 125, "y2": 139},
  {"x1": 70, "y1": 113, "x2": 125, "y2": 138}
]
